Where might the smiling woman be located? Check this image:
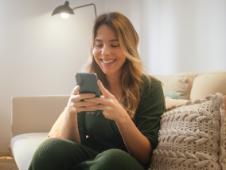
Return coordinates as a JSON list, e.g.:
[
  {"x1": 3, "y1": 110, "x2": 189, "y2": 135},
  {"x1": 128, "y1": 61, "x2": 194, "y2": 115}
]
[{"x1": 29, "y1": 12, "x2": 165, "y2": 170}]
